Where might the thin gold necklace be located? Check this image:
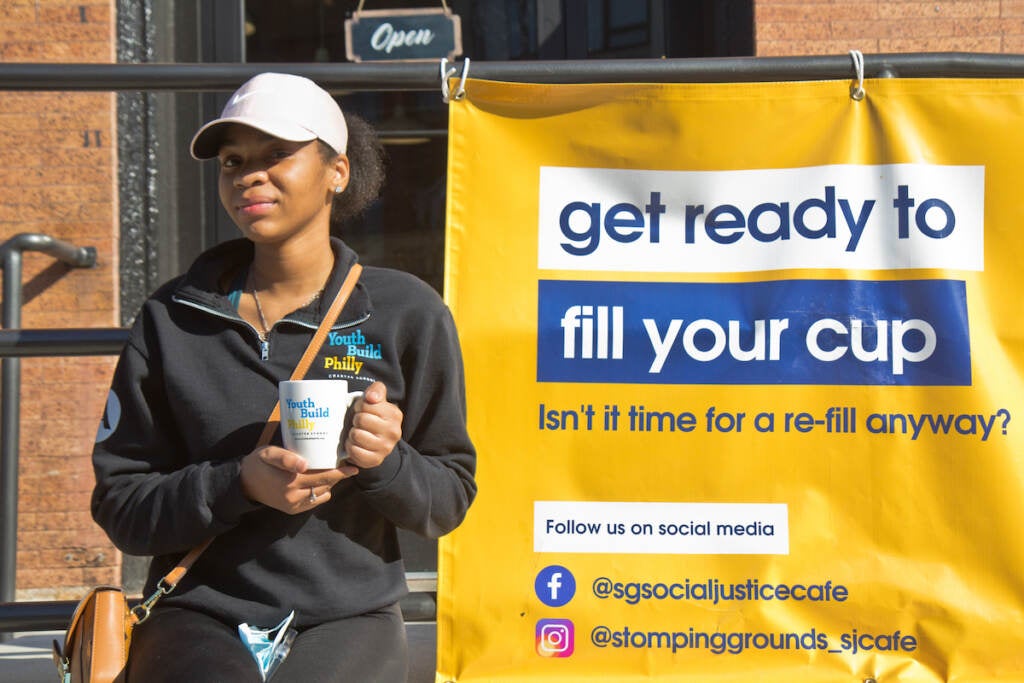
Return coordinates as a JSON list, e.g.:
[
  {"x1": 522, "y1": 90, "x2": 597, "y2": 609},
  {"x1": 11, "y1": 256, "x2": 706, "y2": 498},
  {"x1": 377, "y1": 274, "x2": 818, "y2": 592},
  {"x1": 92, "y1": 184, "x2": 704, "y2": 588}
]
[{"x1": 250, "y1": 284, "x2": 271, "y2": 341}]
